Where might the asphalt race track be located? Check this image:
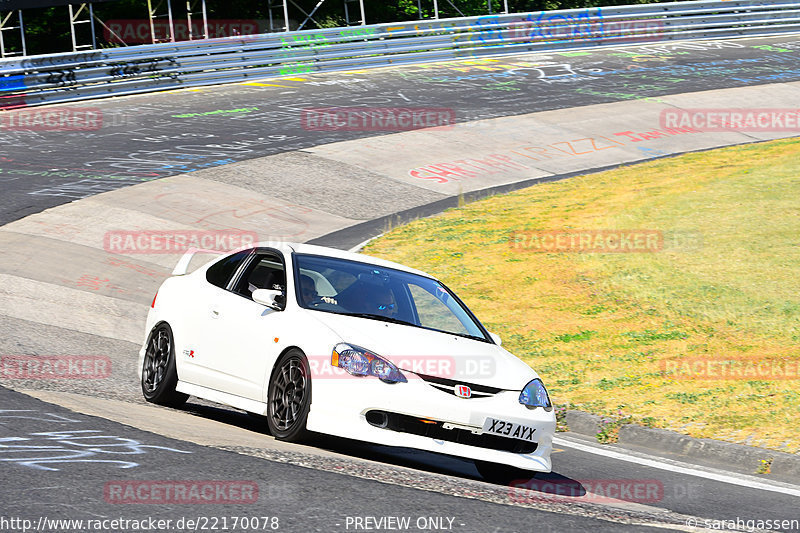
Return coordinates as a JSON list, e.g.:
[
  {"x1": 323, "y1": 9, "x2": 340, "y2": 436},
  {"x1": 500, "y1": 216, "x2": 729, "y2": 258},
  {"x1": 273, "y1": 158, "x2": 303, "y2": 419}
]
[
  {"x1": 5, "y1": 387, "x2": 800, "y2": 532},
  {"x1": 2, "y1": 34, "x2": 800, "y2": 533},
  {"x1": 1, "y1": 388, "x2": 673, "y2": 533},
  {"x1": 3, "y1": 36, "x2": 800, "y2": 223}
]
